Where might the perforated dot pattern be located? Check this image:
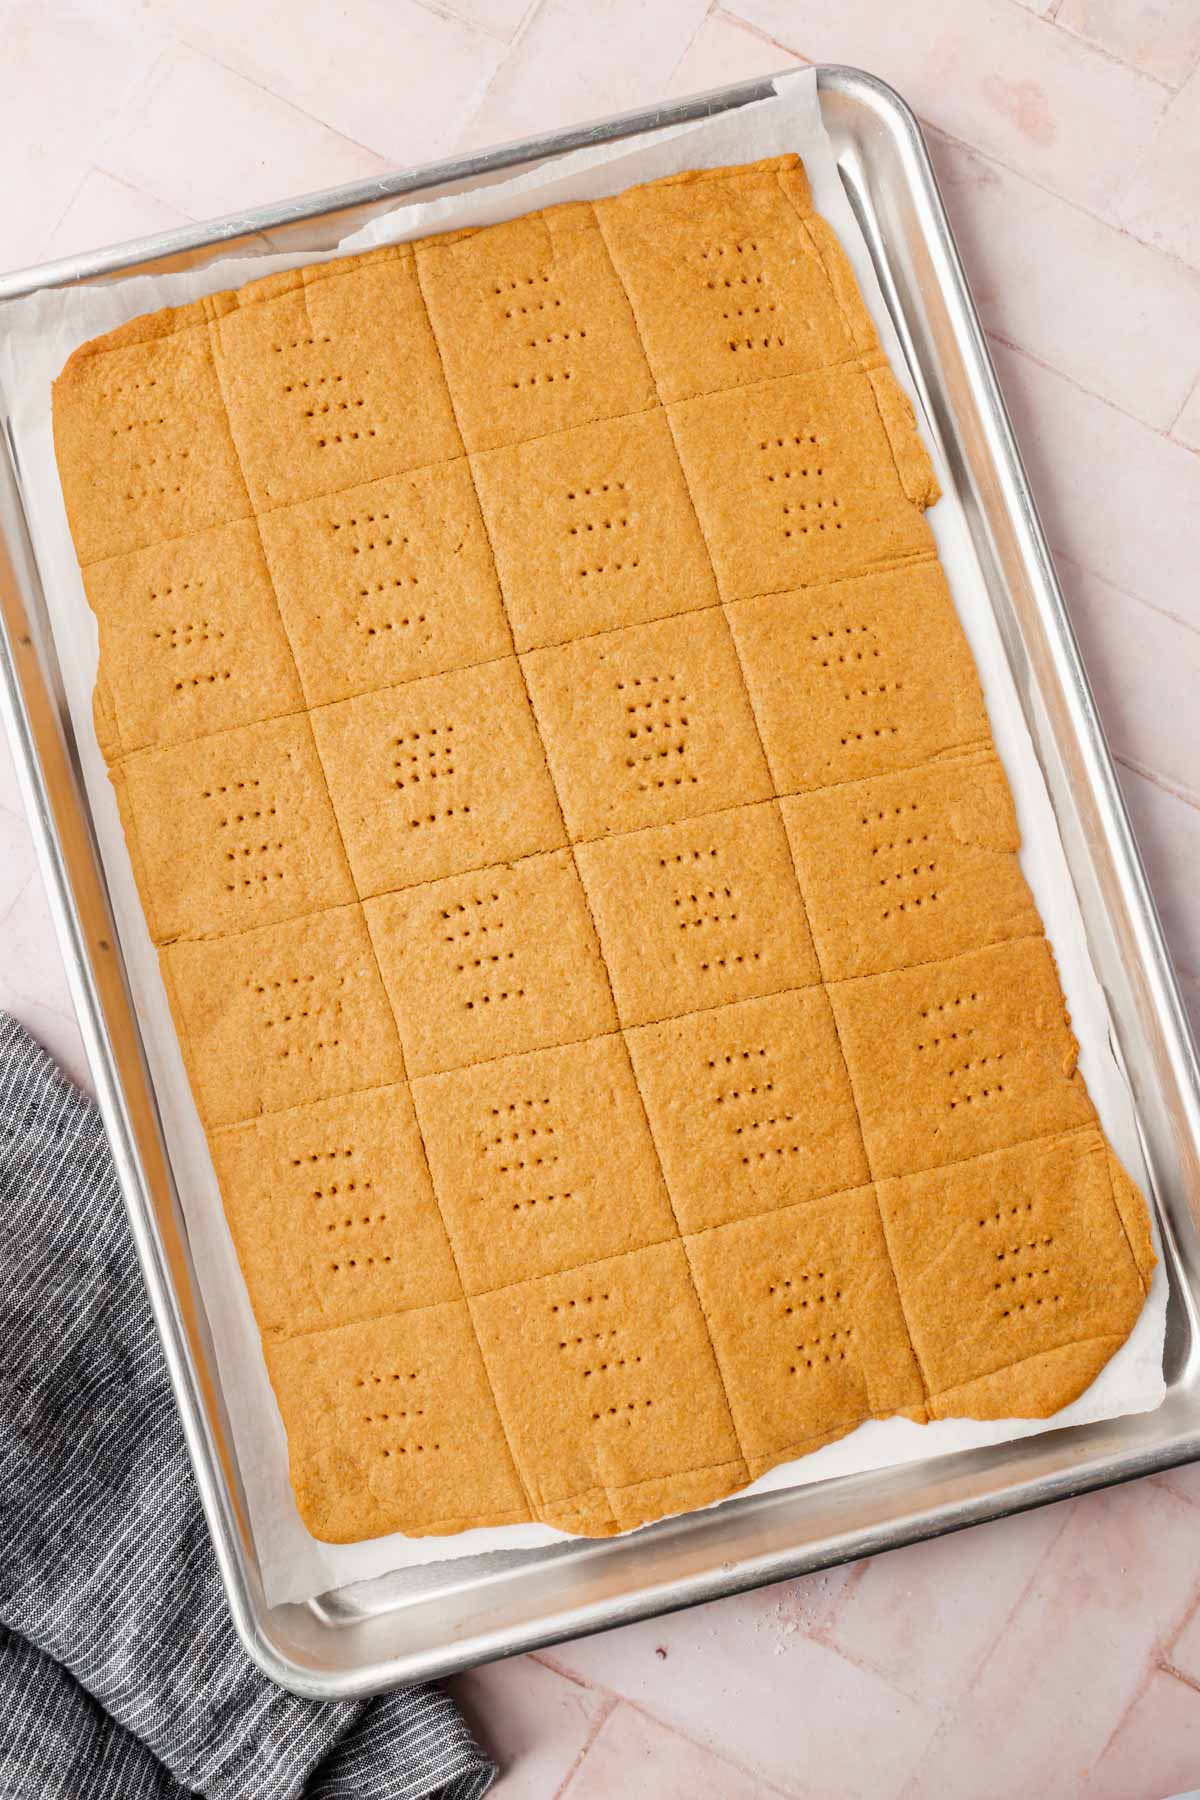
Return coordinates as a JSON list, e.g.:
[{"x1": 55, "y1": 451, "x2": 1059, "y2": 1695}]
[{"x1": 62, "y1": 157, "x2": 1150, "y2": 1544}]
